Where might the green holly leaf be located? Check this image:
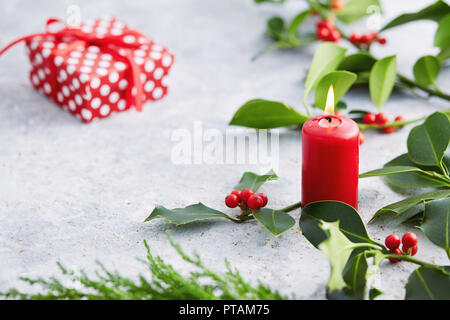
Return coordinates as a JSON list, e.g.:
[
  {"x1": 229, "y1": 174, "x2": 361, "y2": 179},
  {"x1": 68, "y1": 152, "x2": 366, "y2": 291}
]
[
  {"x1": 407, "y1": 112, "x2": 450, "y2": 169},
  {"x1": 314, "y1": 71, "x2": 357, "y2": 110},
  {"x1": 382, "y1": 0, "x2": 450, "y2": 31},
  {"x1": 370, "y1": 189, "x2": 450, "y2": 222},
  {"x1": 434, "y1": 13, "x2": 450, "y2": 50},
  {"x1": 369, "y1": 288, "x2": 383, "y2": 300},
  {"x1": 369, "y1": 55, "x2": 397, "y2": 109},
  {"x1": 267, "y1": 17, "x2": 286, "y2": 41},
  {"x1": 413, "y1": 55, "x2": 441, "y2": 87},
  {"x1": 336, "y1": 0, "x2": 381, "y2": 24},
  {"x1": 234, "y1": 169, "x2": 278, "y2": 192},
  {"x1": 300, "y1": 201, "x2": 378, "y2": 248},
  {"x1": 287, "y1": 10, "x2": 312, "y2": 45},
  {"x1": 145, "y1": 203, "x2": 230, "y2": 225},
  {"x1": 253, "y1": 208, "x2": 295, "y2": 237},
  {"x1": 405, "y1": 266, "x2": 450, "y2": 300},
  {"x1": 316, "y1": 221, "x2": 376, "y2": 297},
  {"x1": 421, "y1": 198, "x2": 450, "y2": 257},
  {"x1": 303, "y1": 43, "x2": 346, "y2": 105},
  {"x1": 338, "y1": 52, "x2": 377, "y2": 73},
  {"x1": 338, "y1": 252, "x2": 368, "y2": 300},
  {"x1": 319, "y1": 221, "x2": 355, "y2": 294},
  {"x1": 383, "y1": 153, "x2": 448, "y2": 189},
  {"x1": 359, "y1": 165, "x2": 450, "y2": 189},
  {"x1": 229, "y1": 99, "x2": 309, "y2": 129}
]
